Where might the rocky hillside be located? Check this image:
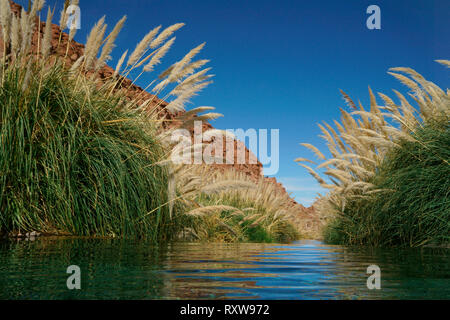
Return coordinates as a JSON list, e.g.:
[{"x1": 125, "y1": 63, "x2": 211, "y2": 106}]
[{"x1": 1, "y1": 0, "x2": 322, "y2": 238}]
